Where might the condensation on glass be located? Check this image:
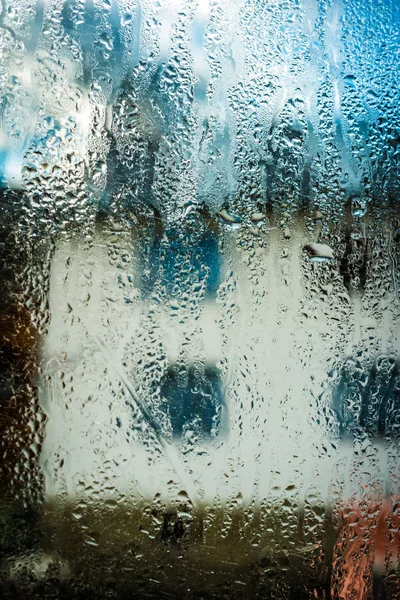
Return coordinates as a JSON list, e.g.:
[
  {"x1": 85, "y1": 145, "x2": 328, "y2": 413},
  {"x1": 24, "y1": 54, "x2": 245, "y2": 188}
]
[{"x1": 0, "y1": 0, "x2": 399, "y2": 598}]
